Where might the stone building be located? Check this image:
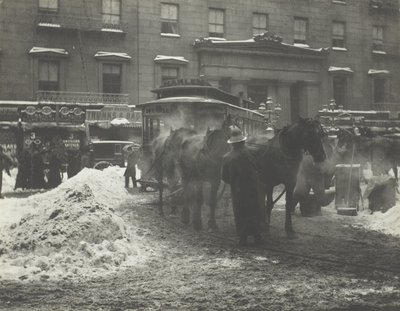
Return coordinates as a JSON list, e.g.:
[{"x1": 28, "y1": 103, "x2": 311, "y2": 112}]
[{"x1": 0, "y1": 0, "x2": 399, "y2": 128}]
